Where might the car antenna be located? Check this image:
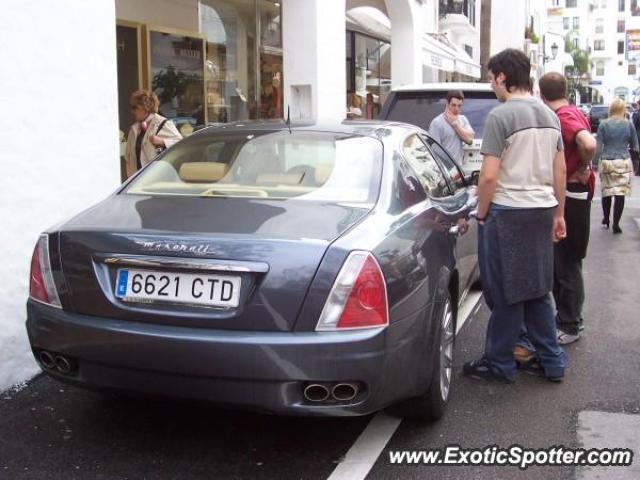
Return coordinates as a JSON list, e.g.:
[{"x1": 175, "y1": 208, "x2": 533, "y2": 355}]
[{"x1": 286, "y1": 105, "x2": 292, "y2": 134}]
